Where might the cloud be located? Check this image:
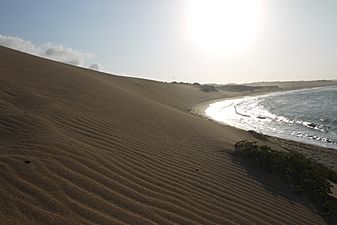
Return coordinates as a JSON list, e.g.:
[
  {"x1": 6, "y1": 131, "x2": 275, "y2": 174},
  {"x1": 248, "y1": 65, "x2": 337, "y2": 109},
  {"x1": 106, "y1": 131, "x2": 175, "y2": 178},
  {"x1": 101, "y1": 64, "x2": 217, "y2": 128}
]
[
  {"x1": 40, "y1": 44, "x2": 92, "y2": 66},
  {"x1": 89, "y1": 63, "x2": 103, "y2": 71},
  {"x1": 0, "y1": 34, "x2": 101, "y2": 68}
]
